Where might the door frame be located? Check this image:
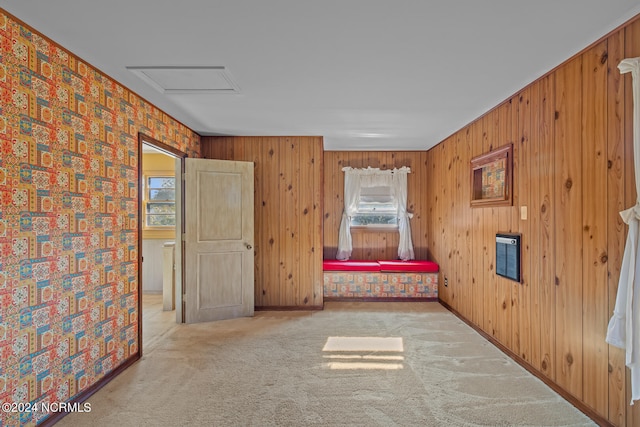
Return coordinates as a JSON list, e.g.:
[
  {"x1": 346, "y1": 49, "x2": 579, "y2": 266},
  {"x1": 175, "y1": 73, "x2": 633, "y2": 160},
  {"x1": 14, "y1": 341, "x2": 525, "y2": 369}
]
[{"x1": 137, "y1": 133, "x2": 187, "y2": 356}]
